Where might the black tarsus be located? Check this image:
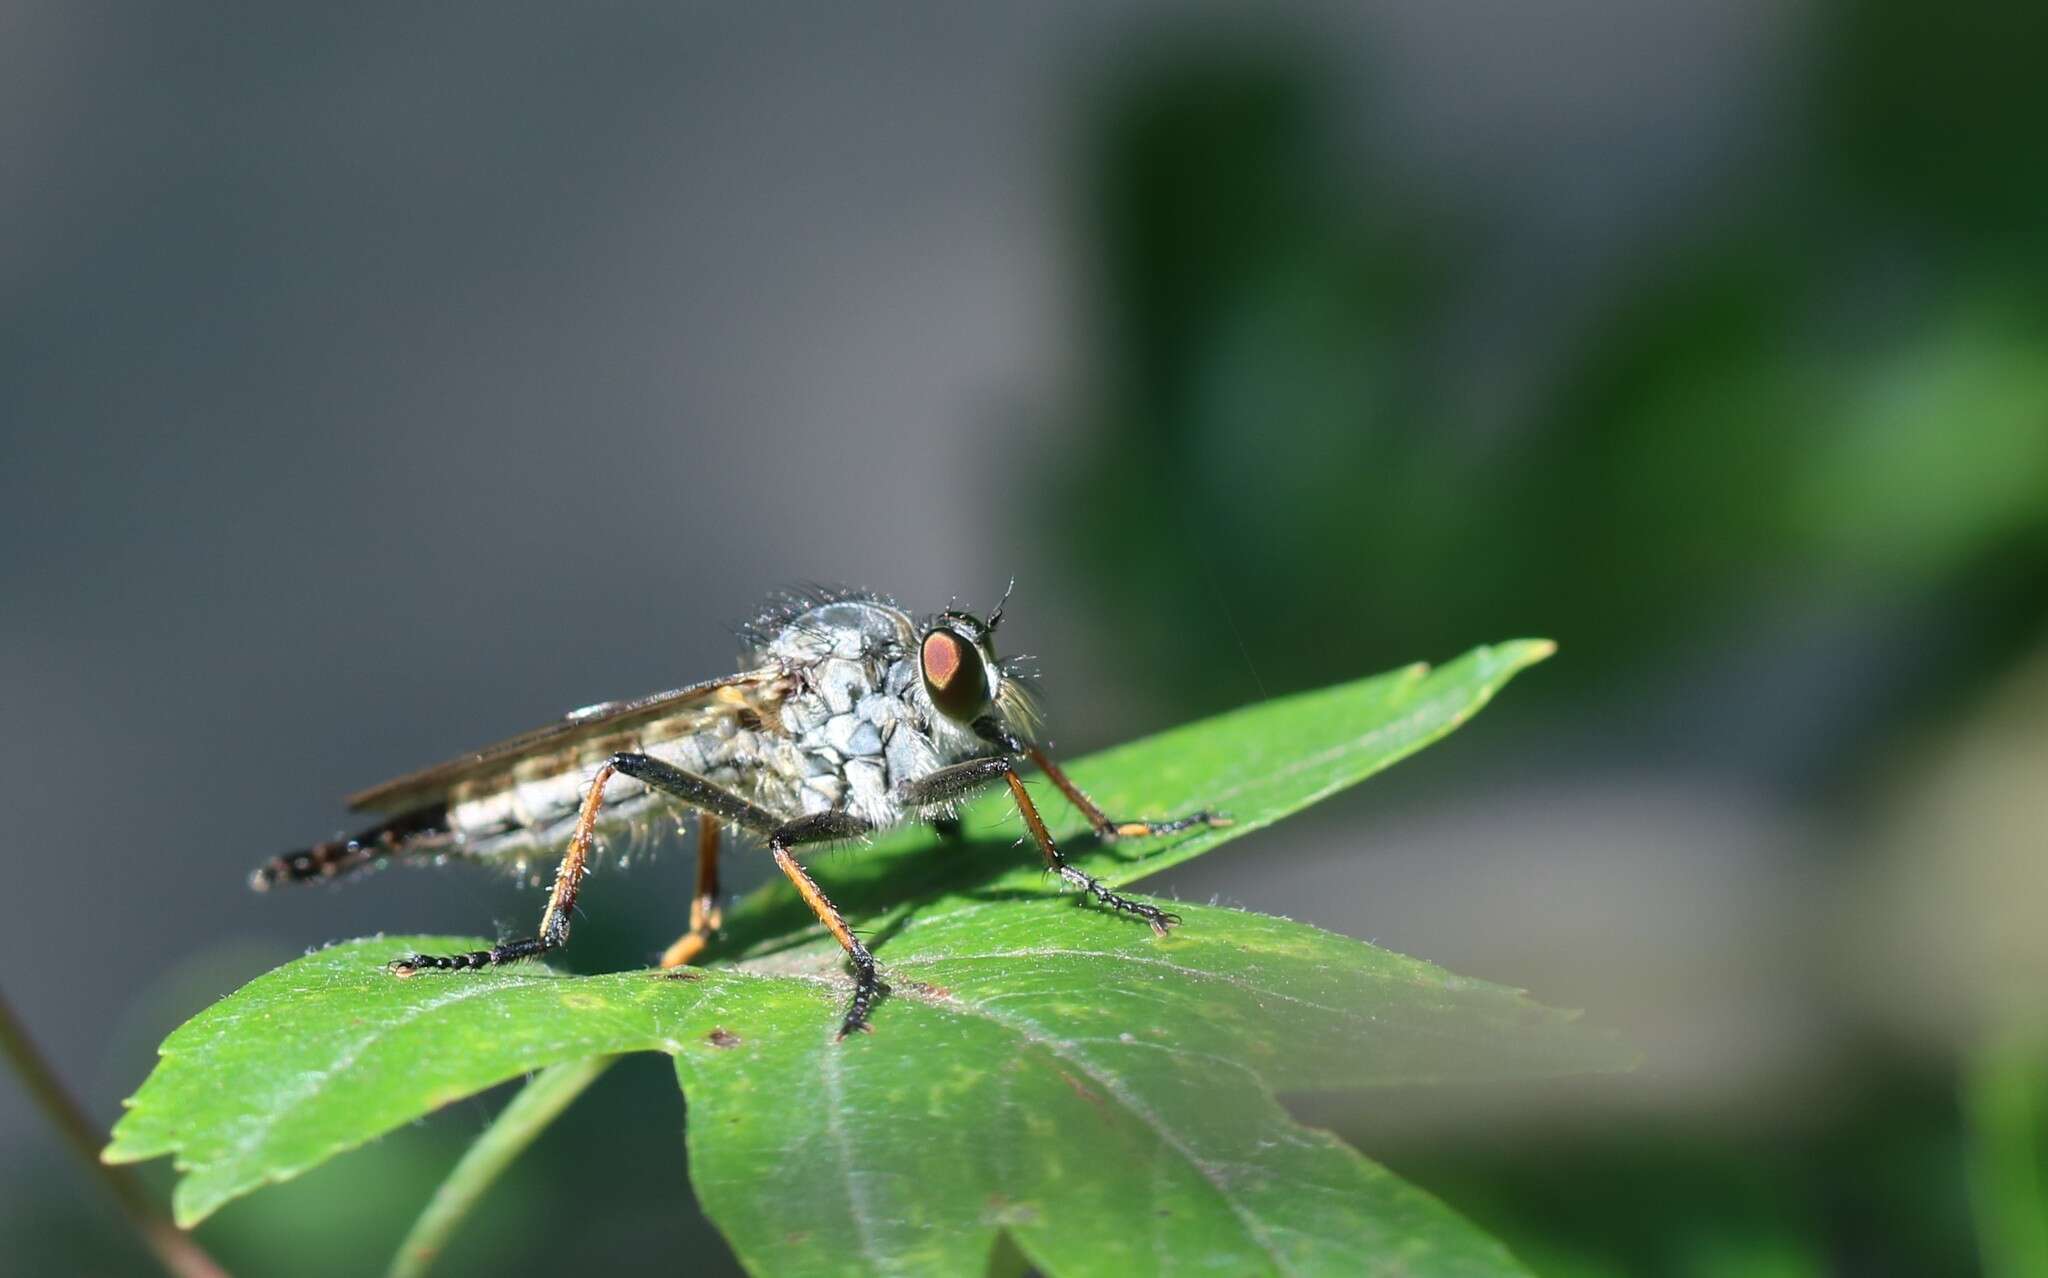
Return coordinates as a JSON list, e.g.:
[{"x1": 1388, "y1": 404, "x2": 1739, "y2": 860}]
[{"x1": 382, "y1": 936, "x2": 552, "y2": 972}]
